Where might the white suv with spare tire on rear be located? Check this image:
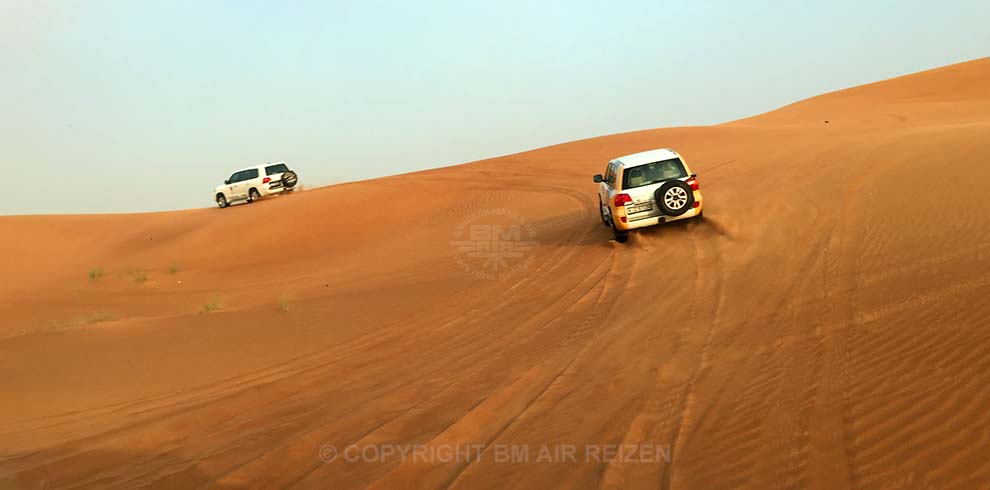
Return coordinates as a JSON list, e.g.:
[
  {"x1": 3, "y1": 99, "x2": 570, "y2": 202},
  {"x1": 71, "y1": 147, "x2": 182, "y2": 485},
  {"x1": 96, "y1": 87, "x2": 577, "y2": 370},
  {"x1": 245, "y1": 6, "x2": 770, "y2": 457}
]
[
  {"x1": 593, "y1": 148, "x2": 703, "y2": 242},
  {"x1": 214, "y1": 162, "x2": 299, "y2": 208}
]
